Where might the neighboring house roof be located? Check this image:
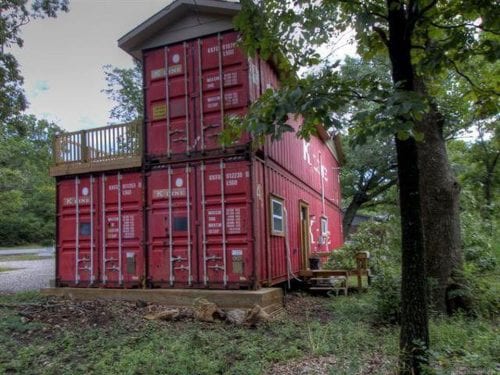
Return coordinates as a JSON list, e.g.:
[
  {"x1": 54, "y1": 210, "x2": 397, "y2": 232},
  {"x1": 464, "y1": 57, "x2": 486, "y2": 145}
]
[{"x1": 118, "y1": 0, "x2": 241, "y2": 60}]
